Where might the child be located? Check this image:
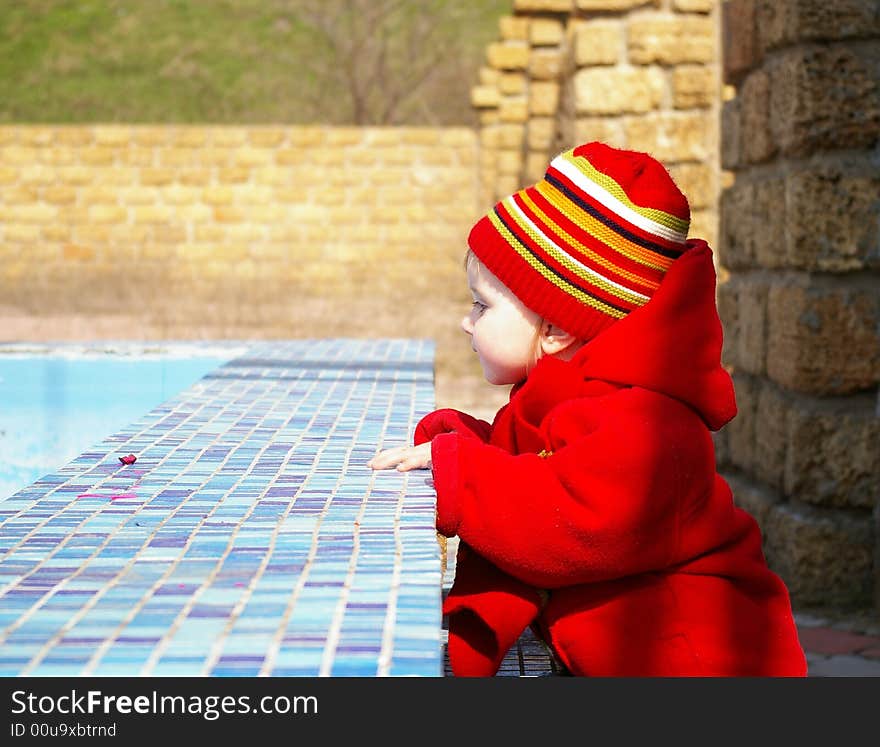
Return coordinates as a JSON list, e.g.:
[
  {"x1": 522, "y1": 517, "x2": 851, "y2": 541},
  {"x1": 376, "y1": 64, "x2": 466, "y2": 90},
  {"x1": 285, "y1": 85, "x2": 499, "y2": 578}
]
[{"x1": 368, "y1": 141, "x2": 807, "y2": 677}]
